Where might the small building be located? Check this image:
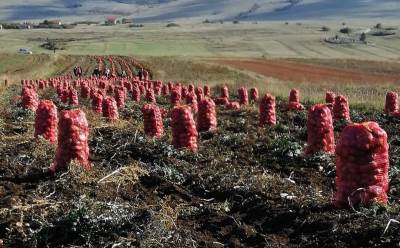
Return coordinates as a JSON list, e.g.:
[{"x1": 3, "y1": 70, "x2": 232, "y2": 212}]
[
  {"x1": 105, "y1": 16, "x2": 117, "y2": 25},
  {"x1": 122, "y1": 18, "x2": 134, "y2": 24},
  {"x1": 48, "y1": 20, "x2": 62, "y2": 25}
]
